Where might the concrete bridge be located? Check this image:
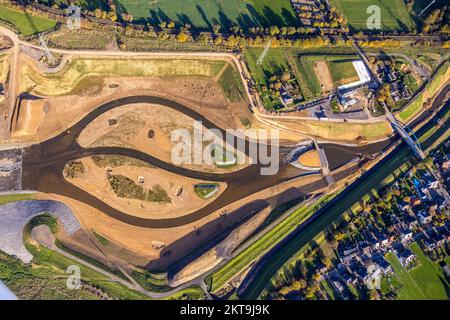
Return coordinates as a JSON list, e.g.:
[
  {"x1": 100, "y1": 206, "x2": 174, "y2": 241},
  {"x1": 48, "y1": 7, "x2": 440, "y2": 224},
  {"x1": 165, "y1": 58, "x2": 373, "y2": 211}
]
[{"x1": 281, "y1": 142, "x2": 334, "y2": 185}]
